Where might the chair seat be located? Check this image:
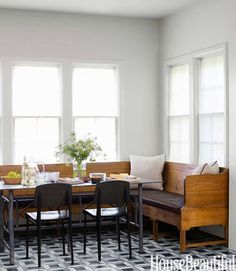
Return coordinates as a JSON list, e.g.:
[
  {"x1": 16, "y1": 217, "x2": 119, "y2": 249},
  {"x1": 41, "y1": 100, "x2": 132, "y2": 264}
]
[
  {"x1": 26, "y1": 210, "x2": 69, "y2": 221},
  {"x1": 84, "y1": 207, "x2": 126, "y2": 217}
]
